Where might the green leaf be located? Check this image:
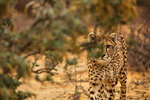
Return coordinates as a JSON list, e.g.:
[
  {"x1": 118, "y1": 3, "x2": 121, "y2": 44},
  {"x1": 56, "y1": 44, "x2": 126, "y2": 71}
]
[{"x1": 66, "y1": 58, "x2": 78, "y2": 65}]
